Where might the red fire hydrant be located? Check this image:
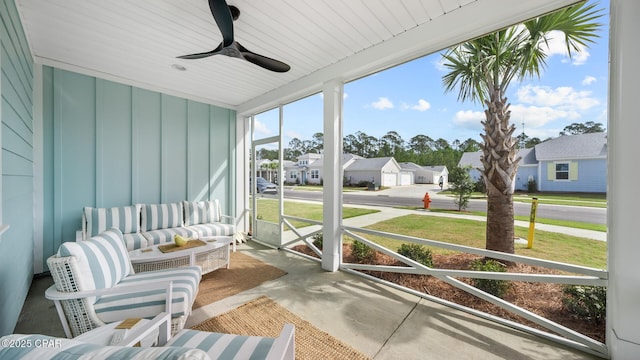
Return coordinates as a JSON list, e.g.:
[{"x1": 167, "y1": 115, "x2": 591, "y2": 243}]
[{"x1": 422, "y1": 192, "x2": 432, "y2": 209}]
